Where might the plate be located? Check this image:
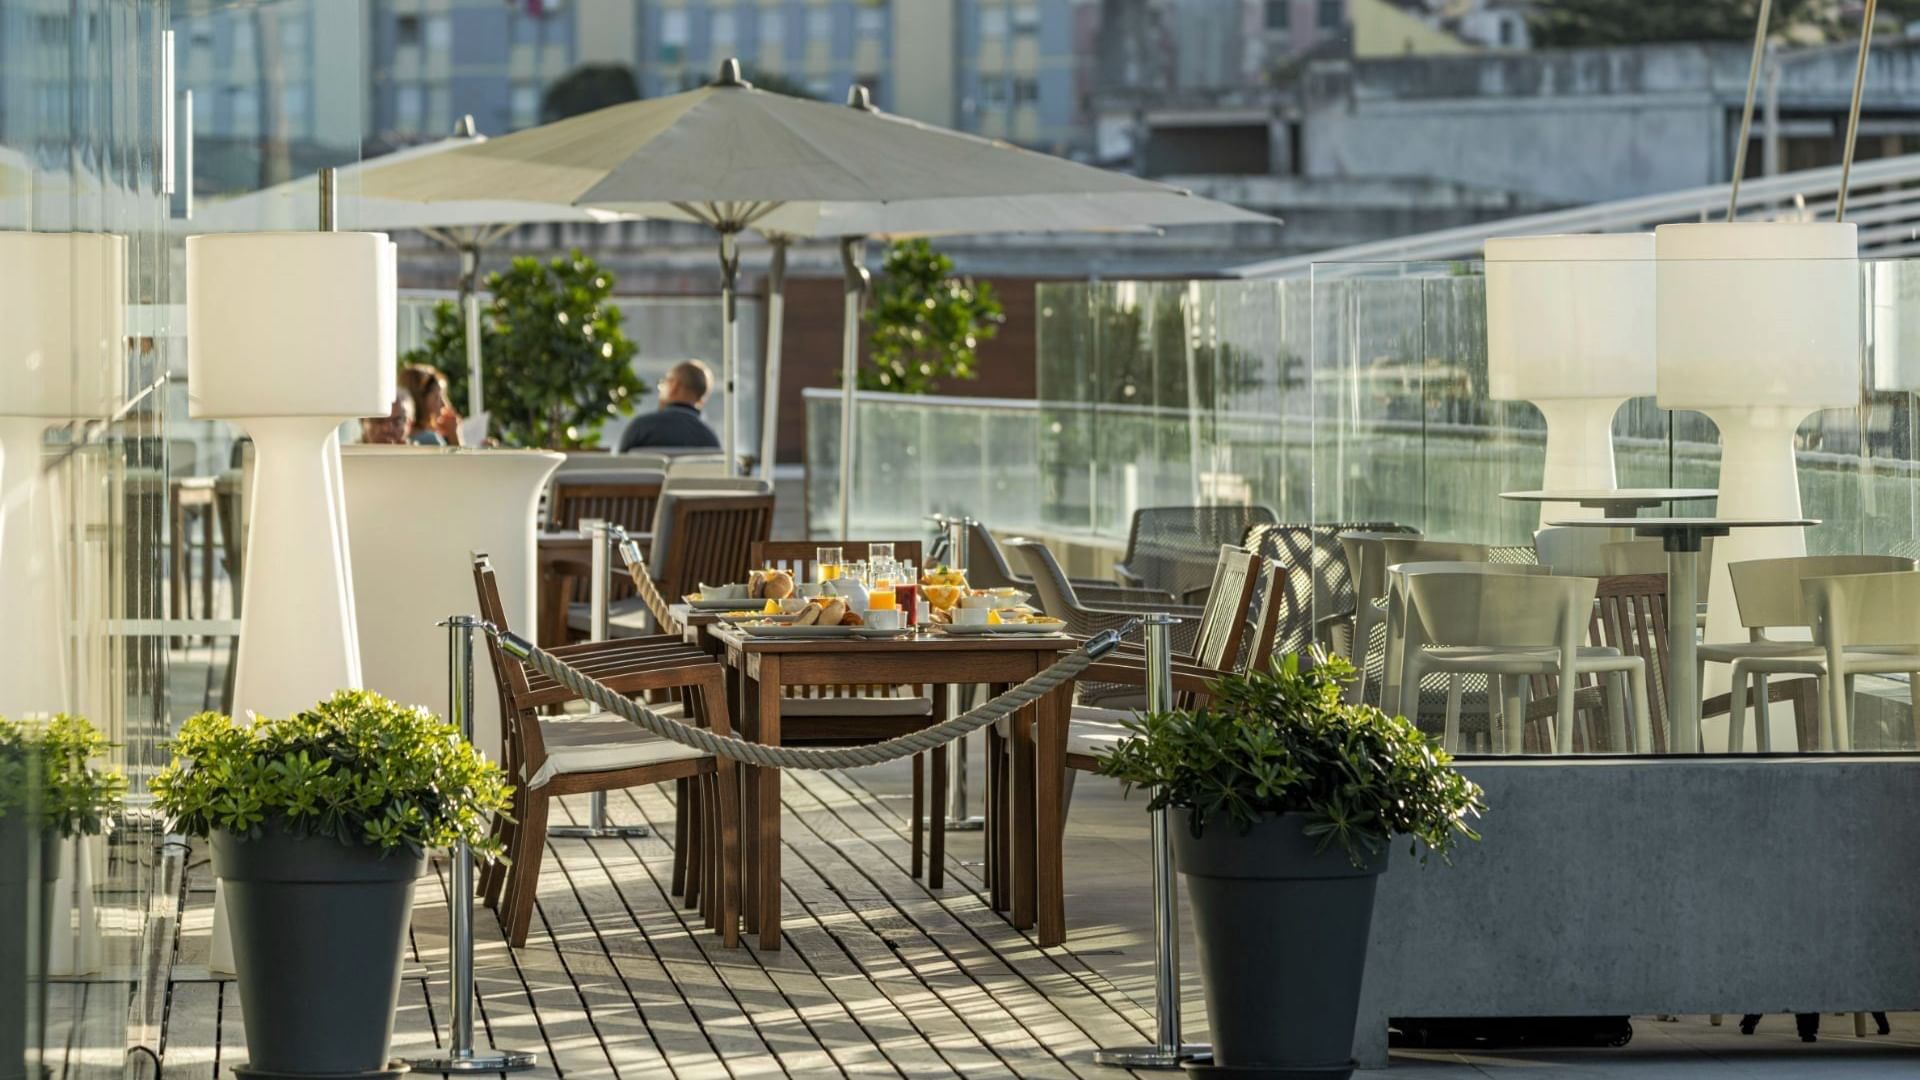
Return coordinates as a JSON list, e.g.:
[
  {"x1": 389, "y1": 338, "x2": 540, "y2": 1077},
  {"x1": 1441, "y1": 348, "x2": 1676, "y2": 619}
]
[
  {"x1": 935, "y1": 622, "x2": 1069, "y2": 636},
  {"x1": 686, "y1": 597, "x2": 756, "y2": 611},
  {"x1": 742, "y1": 623, "x2": 866, "y2": 638},
  {"x1": 714, "y1": 611, "x2": 797, "y2": 622}
]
